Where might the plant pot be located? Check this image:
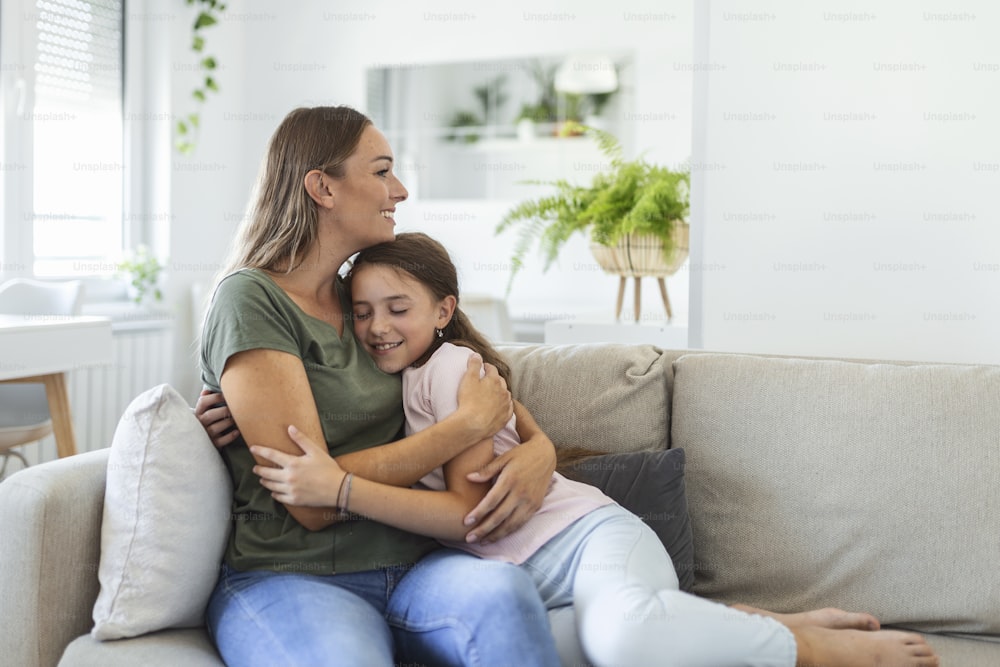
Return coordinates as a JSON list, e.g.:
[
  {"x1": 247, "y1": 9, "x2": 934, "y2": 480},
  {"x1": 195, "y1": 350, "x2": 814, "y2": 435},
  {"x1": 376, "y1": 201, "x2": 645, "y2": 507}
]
[
  {"x1": 589, "y1": 224, "x2": 690, "y2": 321},
  {"x1": 589, "y1": 223, "x2": 690, "y2": 278},
  {"x1": 516, "y1": 118, "x2": 536, "y2": 142}
]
